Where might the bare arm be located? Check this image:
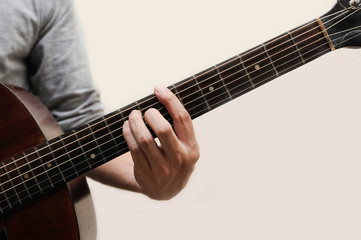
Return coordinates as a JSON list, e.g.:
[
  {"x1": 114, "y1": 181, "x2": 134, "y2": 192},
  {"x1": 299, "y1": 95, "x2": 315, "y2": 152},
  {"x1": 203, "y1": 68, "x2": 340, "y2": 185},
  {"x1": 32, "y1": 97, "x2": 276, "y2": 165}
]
[
  {"x1": 87, "y1": 153, "x2": 141, "y2": 193},
  {"x1": 87, "y1": 86, "x2": 199, "y2": 200}
]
